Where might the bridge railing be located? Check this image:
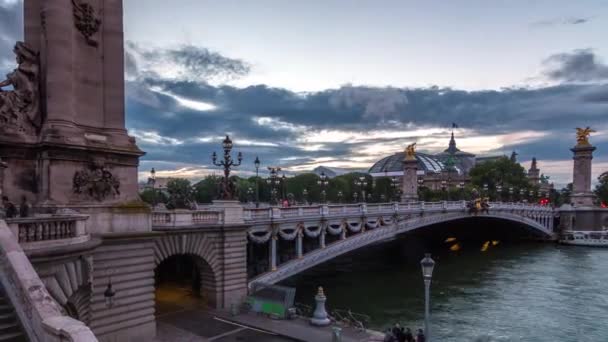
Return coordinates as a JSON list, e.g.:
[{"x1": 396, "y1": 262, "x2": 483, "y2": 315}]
[
  {"x1": 152, "y1": 209, "x2": 224, "y2": 228},
  {"x1": 5, "y1": 214, "x2": 90, "y2": 251}
]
